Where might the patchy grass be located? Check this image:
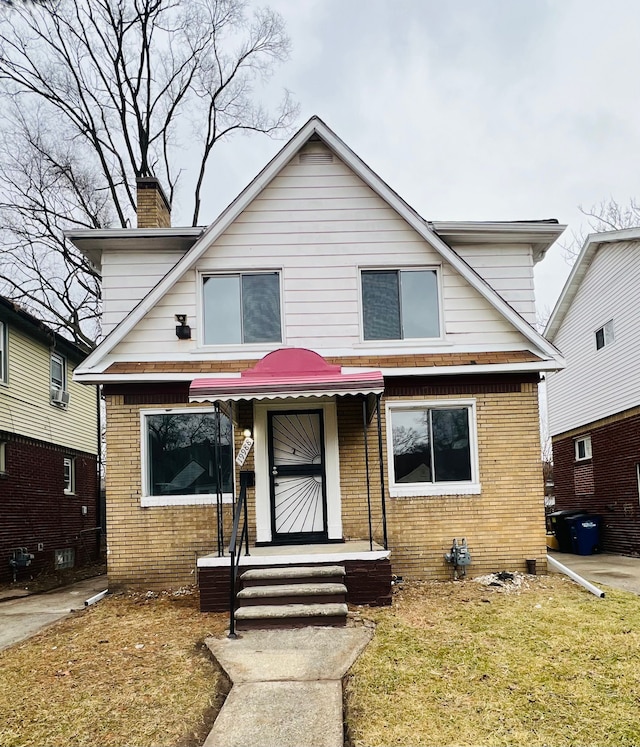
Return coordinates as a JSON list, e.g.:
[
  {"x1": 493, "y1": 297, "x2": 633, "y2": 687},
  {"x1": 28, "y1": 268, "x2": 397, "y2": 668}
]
[
  {"x1": 346, "y1": 574, "x2": 640, "y2": 747},
  {"x1": 0, "y1": 589, "x2": 228, "y2": 747}
]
